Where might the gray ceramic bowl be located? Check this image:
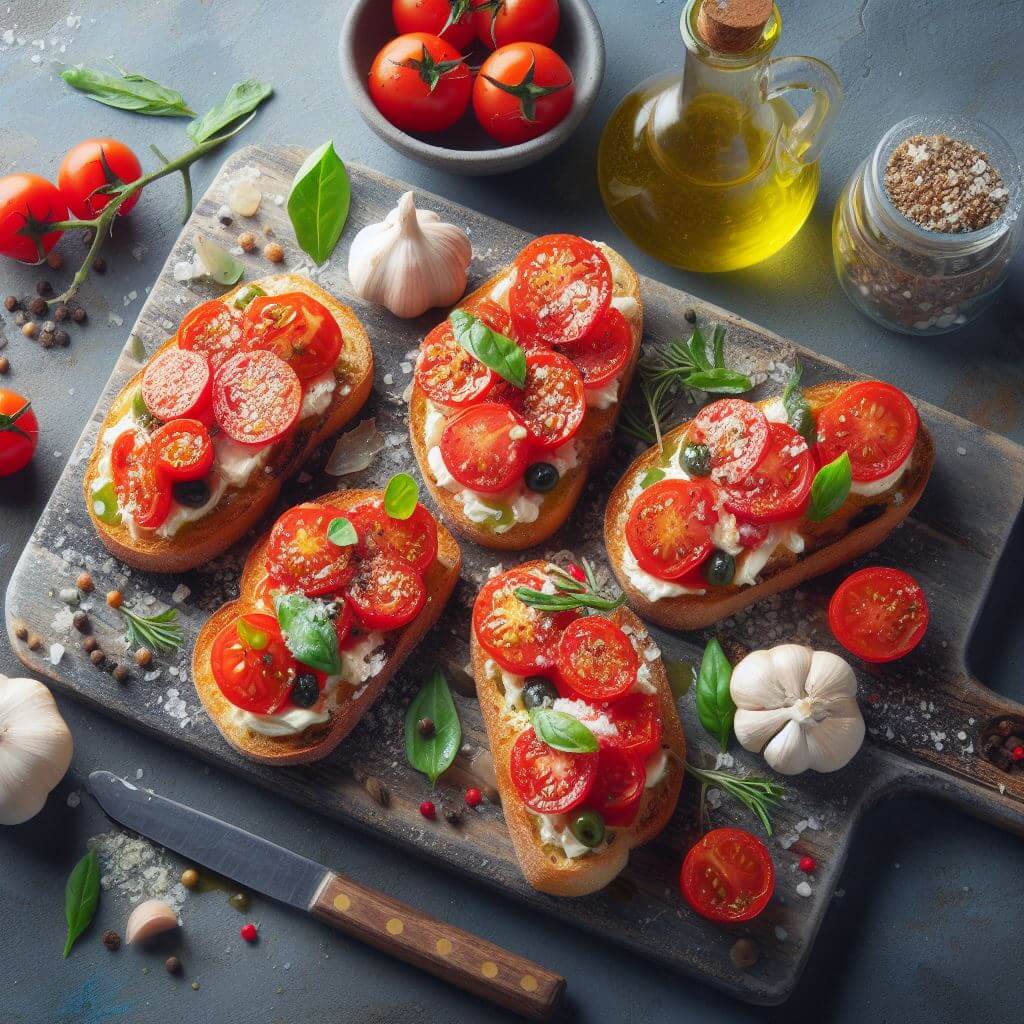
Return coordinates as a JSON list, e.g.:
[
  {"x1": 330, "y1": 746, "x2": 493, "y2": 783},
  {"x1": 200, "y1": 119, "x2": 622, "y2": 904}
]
[{"x1": 339, "y1": 0, "x2": 605, "y2": 176}]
